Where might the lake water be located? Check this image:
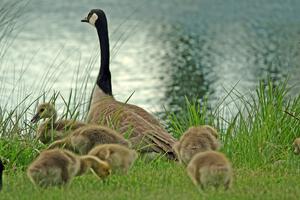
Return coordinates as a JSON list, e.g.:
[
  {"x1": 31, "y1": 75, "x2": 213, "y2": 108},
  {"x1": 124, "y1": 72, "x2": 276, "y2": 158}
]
[{"x1": 1, "y1": 0, "x2": 300, "y2": 115}]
